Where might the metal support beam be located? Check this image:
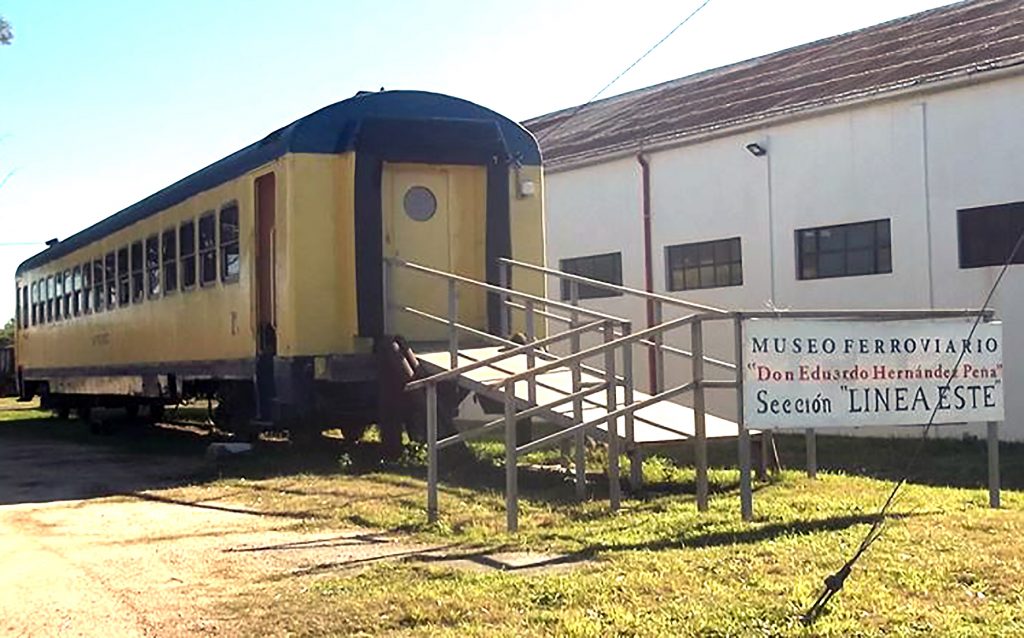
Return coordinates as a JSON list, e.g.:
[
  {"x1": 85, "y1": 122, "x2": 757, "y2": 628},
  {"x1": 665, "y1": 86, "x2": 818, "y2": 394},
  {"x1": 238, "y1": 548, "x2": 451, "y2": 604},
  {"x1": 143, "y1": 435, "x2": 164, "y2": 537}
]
[
  {"x1": 447, "y1": 279, "x2": 458, "y2": 369},
  {"x1": 498, "y1": 261, "x2": 510, "y2": 338},
  {"x1": 691, "y1": 320, "x2": 708, "y2": 512},
  {"x1": 652, "y1": 300, "x2": 665, "y2": 394},
  {"x1": 426, "y1": 384, "x2": 438, "y2": 524},
  {"x1": 806, "y1": 428, "x2": 817, "y2": 479},
  {"x1": 621, "y1": 322, "x2": 640, "y2": 492},
  {"x1": 570, "y1": 283, "x2": 586, "y2": 500},
  {"x1": 604, "y1": 323, "x2": 621, "y2": 512},
  {"x1": 735, "y1": 315, "x2": 752, "y2": 522},
  {"x1": 505, "y1": 382, "x2": 518, "y2": 532},
  {"x1": 988, "y1": 421, "x2": 1001, "y2": 509}
]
